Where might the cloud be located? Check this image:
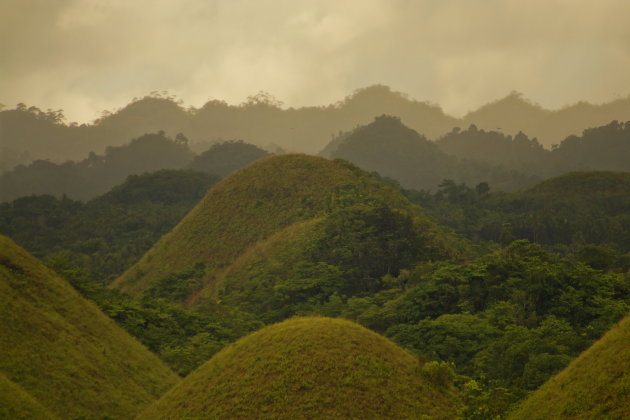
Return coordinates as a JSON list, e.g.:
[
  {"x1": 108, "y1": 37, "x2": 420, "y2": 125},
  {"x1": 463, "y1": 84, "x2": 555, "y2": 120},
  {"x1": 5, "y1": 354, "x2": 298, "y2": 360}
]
[{"x1": 1, "y1": 0, "x2": 629, "y2": 122}]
